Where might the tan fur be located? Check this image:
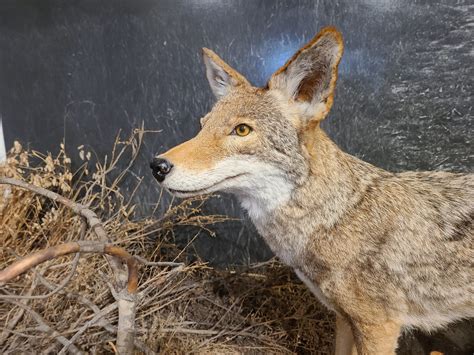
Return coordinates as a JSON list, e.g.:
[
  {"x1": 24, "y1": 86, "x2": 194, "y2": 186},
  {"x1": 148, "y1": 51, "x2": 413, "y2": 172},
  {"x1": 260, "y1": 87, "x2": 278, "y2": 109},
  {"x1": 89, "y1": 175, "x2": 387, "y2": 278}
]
[
  {"x1": 336, "y1": 316, "x2": 357, "y2": 355},
  {"x1": 154, "y1": 27, "x2": 474, "y2": 355},
  {"x1": 162, "y1": 135, "x2": 224, "y2": 171}
]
